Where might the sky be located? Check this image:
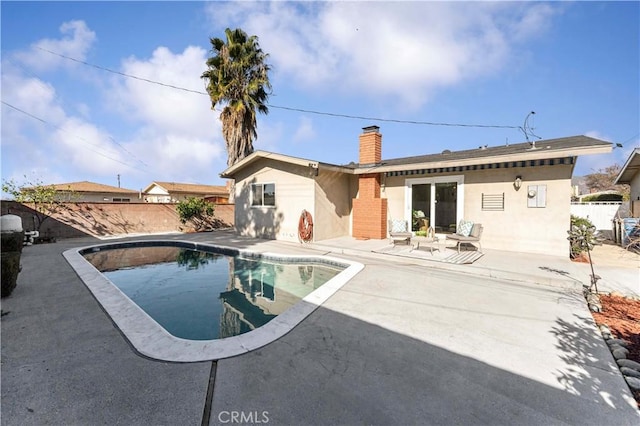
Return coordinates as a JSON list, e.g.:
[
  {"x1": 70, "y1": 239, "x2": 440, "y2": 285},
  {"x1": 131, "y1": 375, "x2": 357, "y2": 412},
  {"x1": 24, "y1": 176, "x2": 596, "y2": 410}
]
[{"x1": 1, "y1": 1, "x2": 639, "y2": 194}]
